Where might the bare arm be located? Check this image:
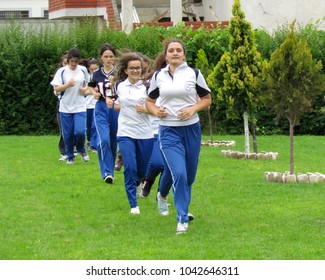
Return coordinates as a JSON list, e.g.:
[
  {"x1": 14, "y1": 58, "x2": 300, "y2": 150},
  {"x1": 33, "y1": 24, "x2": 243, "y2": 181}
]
[
  {"x1": 81, "y1": 86, "x2": 93, "y2": 96},
  {"x1": 88, "y1": 86, "x2": 101, "y2": 100},
  {"x1": 177, "y1": 94, "x2": 212, "y2": 120},
  {"x1": 106, "y1": 98, "x2": 120, "y2": 111},
  {"x1": 54, "y1": 79, "x2": 75, "y2": 95},
  {"x1": 146, "y1": 97, "x2": 168, "y2": 118}
]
